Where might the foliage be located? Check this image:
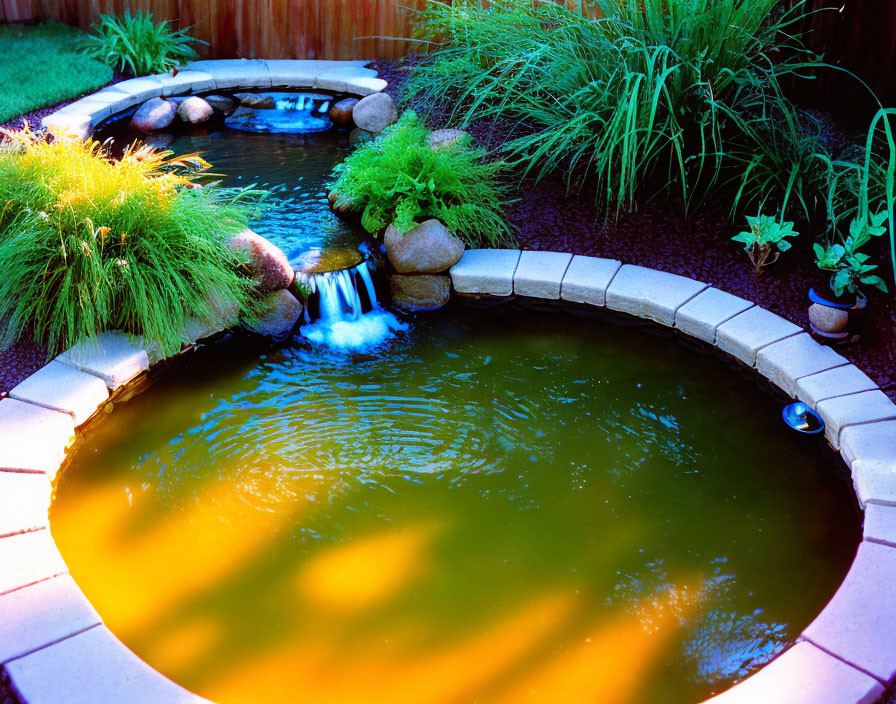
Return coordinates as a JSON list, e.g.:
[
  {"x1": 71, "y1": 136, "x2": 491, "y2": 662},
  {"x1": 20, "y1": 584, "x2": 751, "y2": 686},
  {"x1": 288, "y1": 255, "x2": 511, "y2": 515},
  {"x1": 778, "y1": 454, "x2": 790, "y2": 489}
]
[
  {"x1": 814, "y1": 212, "x2": 889, "y2": 296},
  {"x1": 0, "y1": 23, "x2": 111, "y2": 124},
  {"x1": 732, "y1": 214, "x2": 798, "y2": 272},
  {"x1": 0, "y1": 128, "x2": 262, "y2": 357},
  {"x1": 80, "y1": 11, "x2": 205, "y2": 76},
  {"x1": 405, "y1": 0, "x2": 822, "y2": 216},
  {"x1": 329, "y1": 110, "x2": 513, "y2": 246}
]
